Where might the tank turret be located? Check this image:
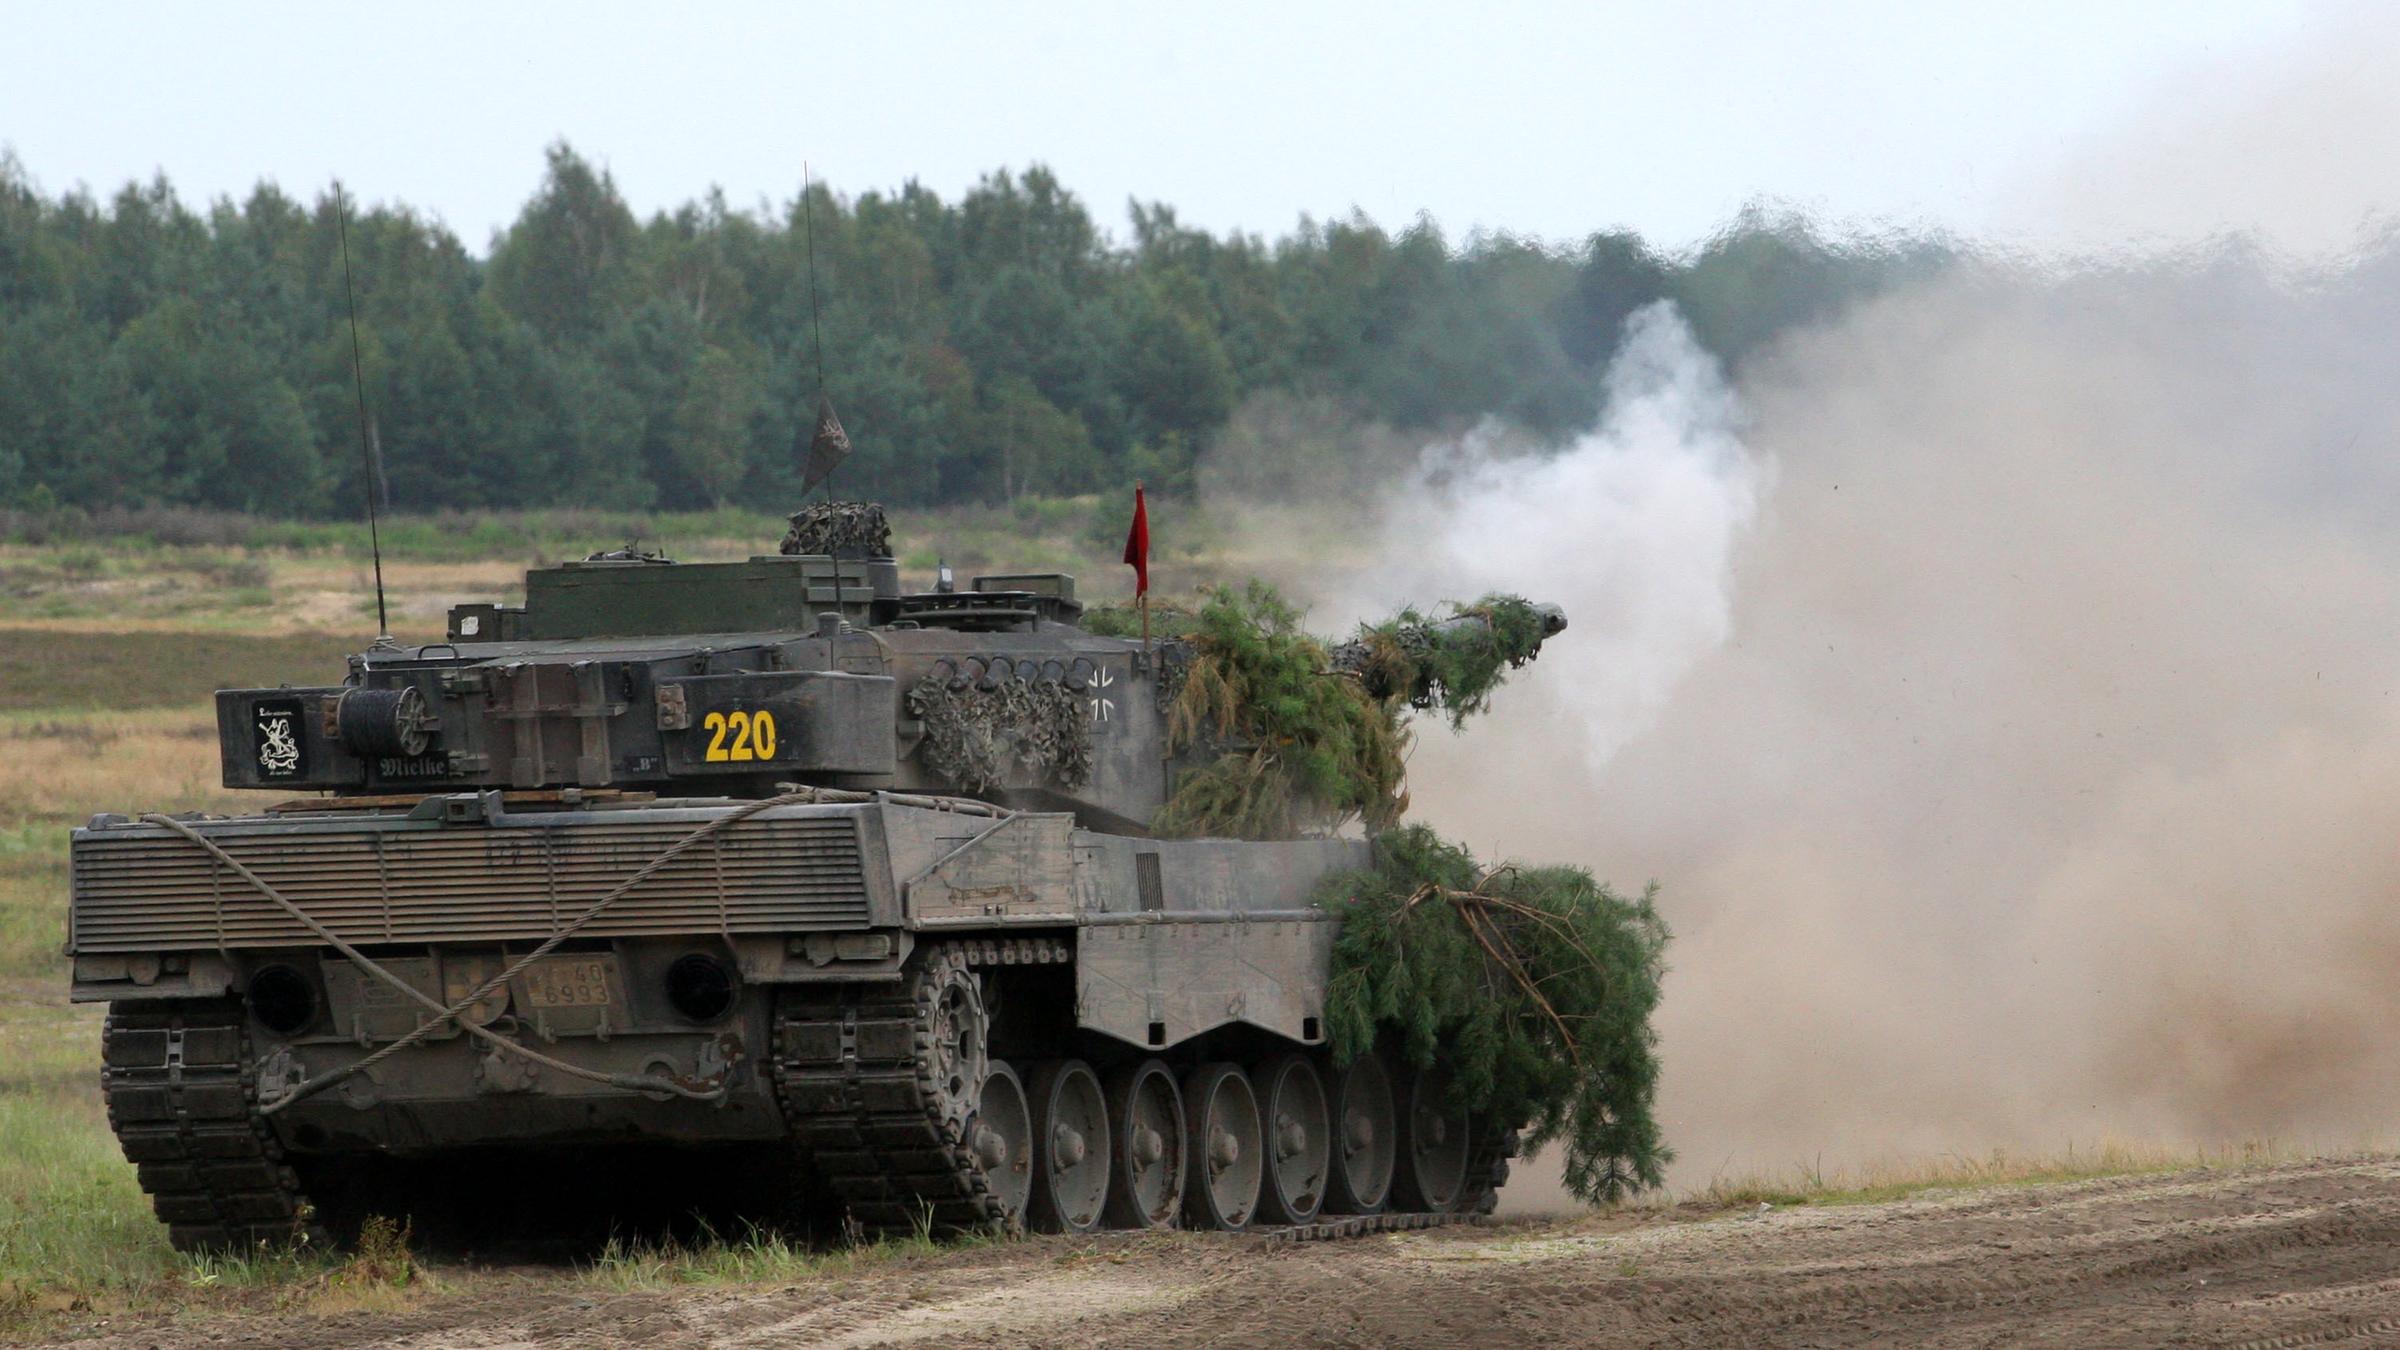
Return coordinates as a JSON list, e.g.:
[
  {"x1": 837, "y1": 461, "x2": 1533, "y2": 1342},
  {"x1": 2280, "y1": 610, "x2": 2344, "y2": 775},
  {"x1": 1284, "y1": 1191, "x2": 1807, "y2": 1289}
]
[{"x1": 212, "y1": 505, "x2": 1569, "y2": 836}]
